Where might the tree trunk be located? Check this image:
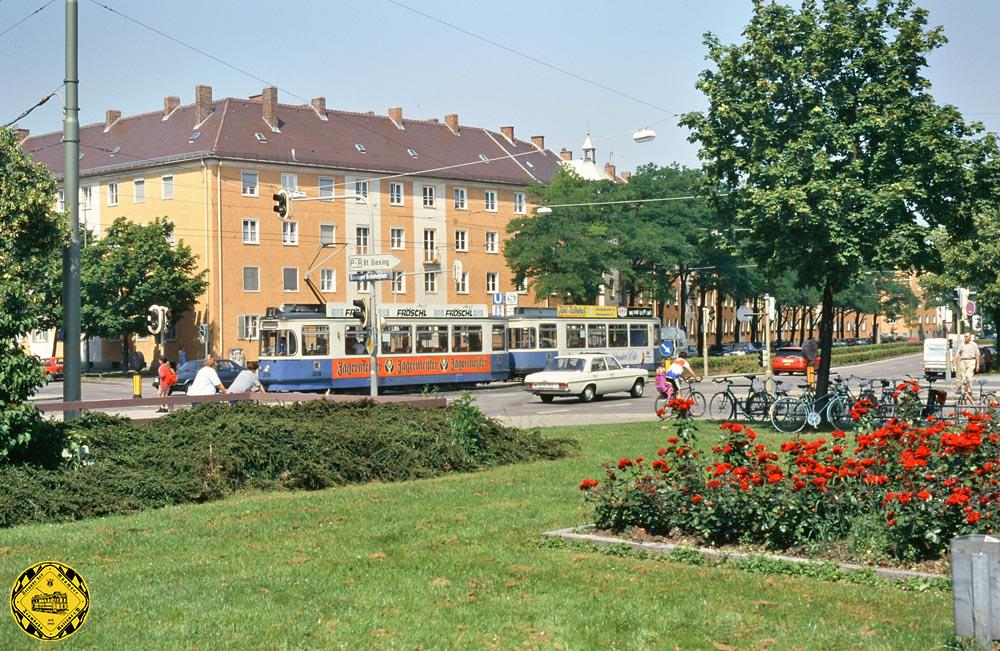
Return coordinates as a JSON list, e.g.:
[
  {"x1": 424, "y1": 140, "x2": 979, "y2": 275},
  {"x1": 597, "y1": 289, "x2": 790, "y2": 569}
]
[
  {"x1": 678, "y1": 267, "x2": 687, "y2": 336},
  {"x1": 854, "y1": 311, "x2": 862, "y2": 340},
  {"x1": 838, "y1": 308, "x2": 845, "y2": 342},
  {"x1": 815, "y1": 282, "x2": 836, "y2": 411},
  {"x1": 799, "y1": 308, "x2": 807, "y2": 344},
  {"x1": 871, "y1": 312, "x2": 880, "y2": 344},
  {"x1": 121, "y1": 335, "x2": 129, "y2": 374},
  {"x1": 750, "y1": 297, "x2": 760, "y2": 344},
  {"x1": 697, "y1": 286, "x2": 707, "y2": 353},
  {"x1": 714, "y1": 288, "x2": 724, "y2": 347}
]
